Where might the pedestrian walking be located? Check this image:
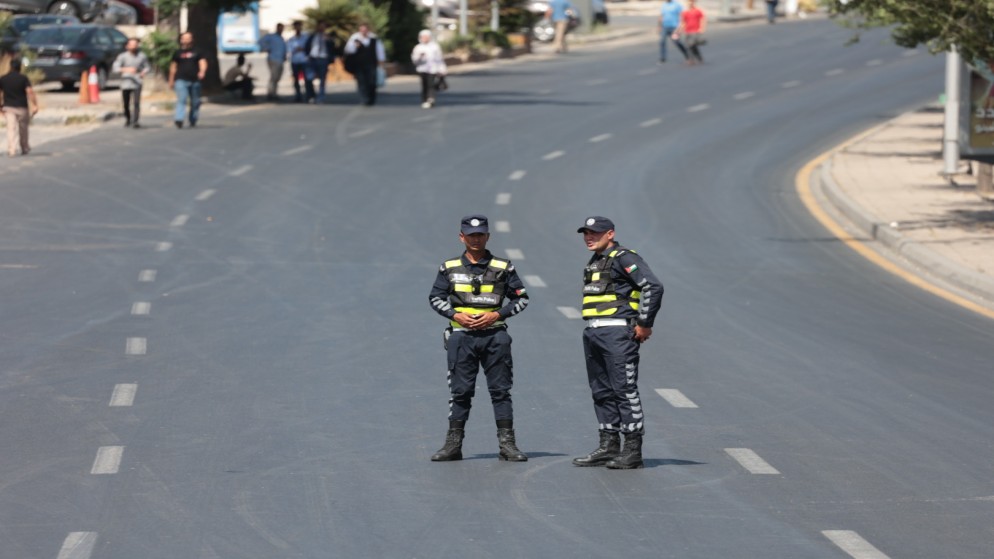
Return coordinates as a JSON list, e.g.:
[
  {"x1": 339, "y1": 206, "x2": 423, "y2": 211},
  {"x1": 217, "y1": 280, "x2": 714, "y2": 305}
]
[
  {"x1": 0, "y1": 59, "x2": 38, "y2": 157},
  {"x1": 287, "y1": 20, "x2": 309, "y2": 103},
  {"x1": 112, "y1": 38, "x2": 150, "y2": 128},
  {"x1": 657, "y1": 0, "x2": 688, "y2": 63},
  {"x1": 411, "y1": 29, "x2": 447, "y2": 109},
  {"x1": 765, "y1": 0, "x2": 779, "y2": 23},
  {"x1": 572, "y1": 217, "x2": 663, "y2": 470},
  {"x1": 304, "y1": 21, "x2": 336, "y2": 103},
  {"x1": 343, "y1": 23, "x2": 386, "y2": 106},
  {"x1": 258, "y1": 23, "x2": 287, "y2": 101},
  {"x1": 222, "y1": 54, "x2": 255, "y2": 101},
  {"x1": 546, "y1": 0, "x2": 574, "y2": 54},
  {"x1": 678, "y1": 0, "x2": 706, "y2": 65},
  {"x1": 428, "y1": 215, "x2": 530, "y2": 463},
  {"x1": 168, "y1": 32, "x2": 207, "y2": 128}
]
